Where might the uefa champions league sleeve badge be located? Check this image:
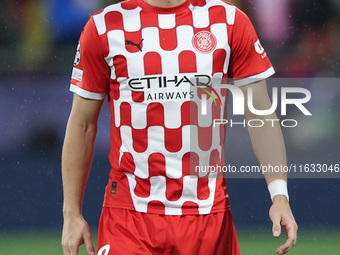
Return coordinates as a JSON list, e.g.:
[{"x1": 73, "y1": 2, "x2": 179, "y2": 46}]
[{"x1": 73, "y1": 41, "x2": 81, "y2": 66}]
